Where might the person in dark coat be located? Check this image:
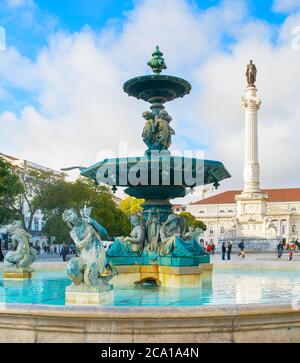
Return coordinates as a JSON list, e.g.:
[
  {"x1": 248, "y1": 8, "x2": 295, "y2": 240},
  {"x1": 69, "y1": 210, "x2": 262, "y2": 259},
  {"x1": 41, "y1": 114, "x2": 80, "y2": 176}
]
[
  {"x1": 227, "y1": 241, "x2": 232, "y2": 260},
  {"x1": 238, "y1": 240, "x2": 245, "y2": 258},
  {"x1": 221, "y1": 242, "x2": 226, "y2": 261},
  {"x1": 277, "y1": 241, "x2": 284, "y2": 259},
  {"x1": 0, "y1": 237, "x2": 4, "y2": 262},
  {"x1": 60, "y1": 244, "x2": 69, "y2": 262}
]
